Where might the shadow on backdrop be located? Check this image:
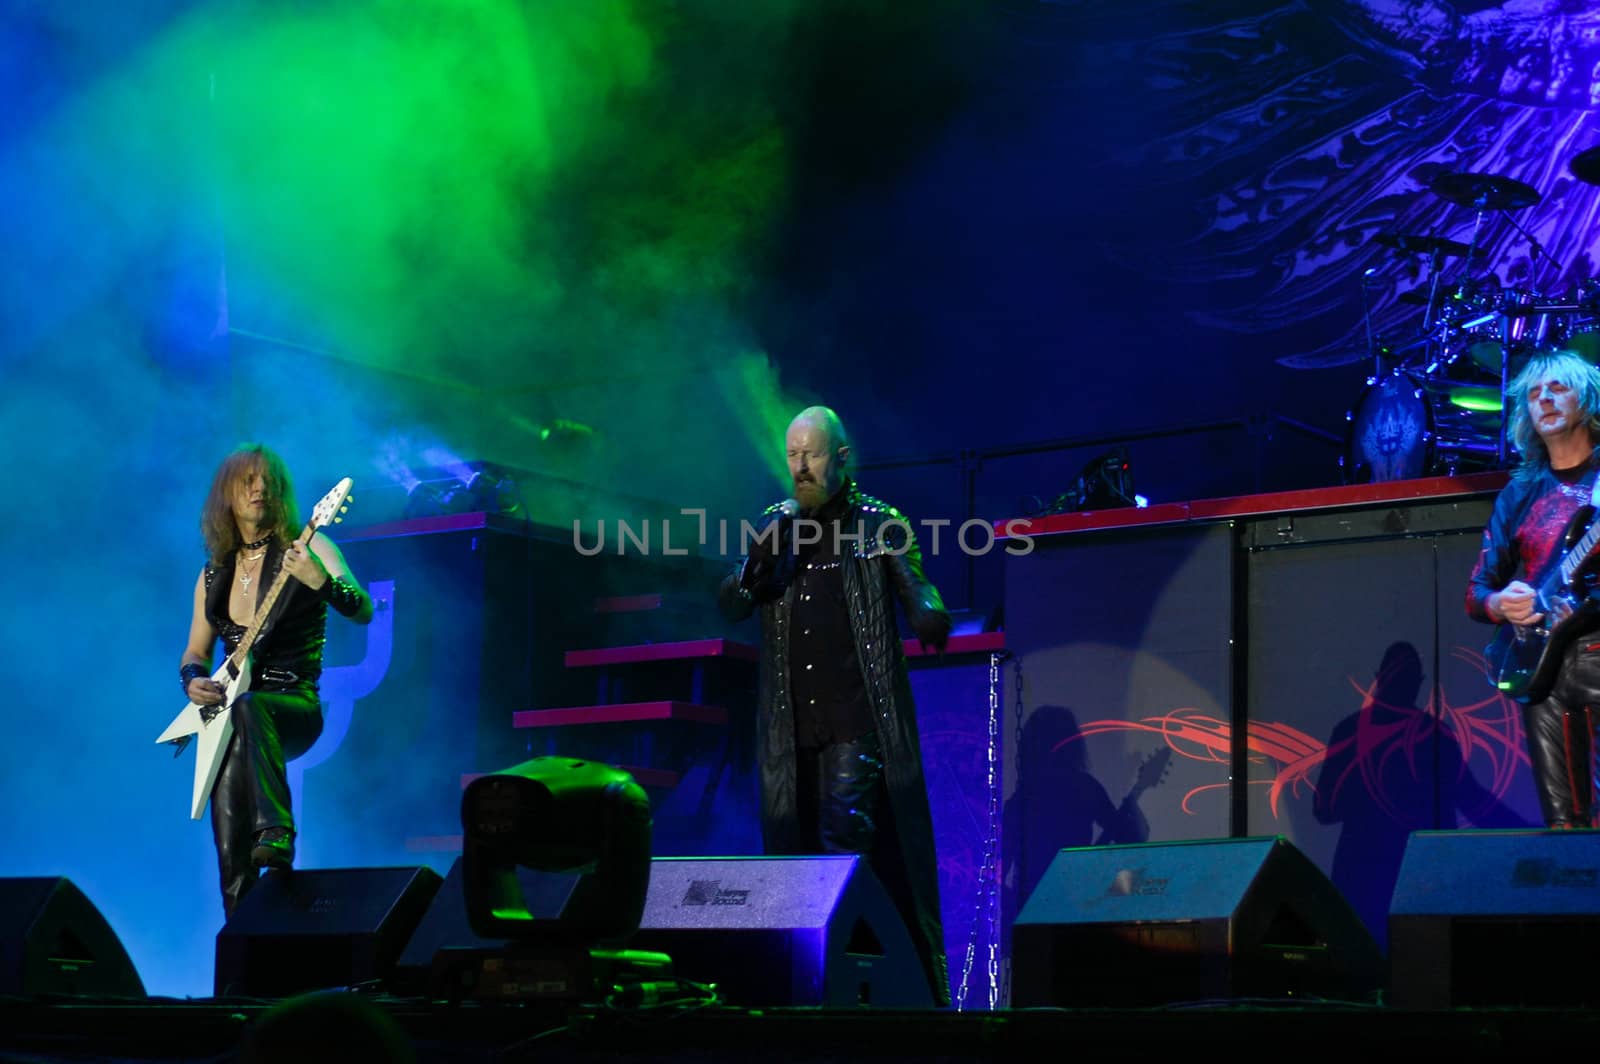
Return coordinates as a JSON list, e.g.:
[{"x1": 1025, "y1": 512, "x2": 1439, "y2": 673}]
[
  {"x1": 1313, "y1": 641, "x2": 1530, "y2": 953},
  {"x1": 1001, "y1": 704, "x2": 1160, "y2": 943}
]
